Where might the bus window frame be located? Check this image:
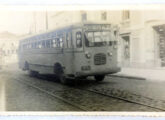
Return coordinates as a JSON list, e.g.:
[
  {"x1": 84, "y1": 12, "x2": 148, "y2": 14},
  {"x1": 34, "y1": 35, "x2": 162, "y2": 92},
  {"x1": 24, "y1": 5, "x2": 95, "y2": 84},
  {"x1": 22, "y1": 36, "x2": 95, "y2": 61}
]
[
  {"x1": 65, "y1": 31, "x2": 72, "y2": 49},
  {"x1": 42, "y1": 40, "x2": 46, "y2": 48},
  {"x1": 59, "y1": 37, "x2": 63, "y2": 48},
  {"x1": 76, "y1": 31, "x2": 82, "y2": 48},
  {"x1": 51, "y1": 38, "x2": 56, "y2": 48},
  {"x1": 72, "y1": 28, "x2": 83, "y2": 51},
  {"x1": 38, "y1": 41, "x2": 42, "y2": 49},
  {"x1": 45, "y1": 39, "x2": 51, "y2": 48},
  {"x1": 56, "y1": 32, "x2": 64, "y2": 49},
  {"x1": 84, "y1": 30, "x2": 113, "y2": 47},
  {"x1": 65, "y1": 32, "x2": 69, "y2": 48}
]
